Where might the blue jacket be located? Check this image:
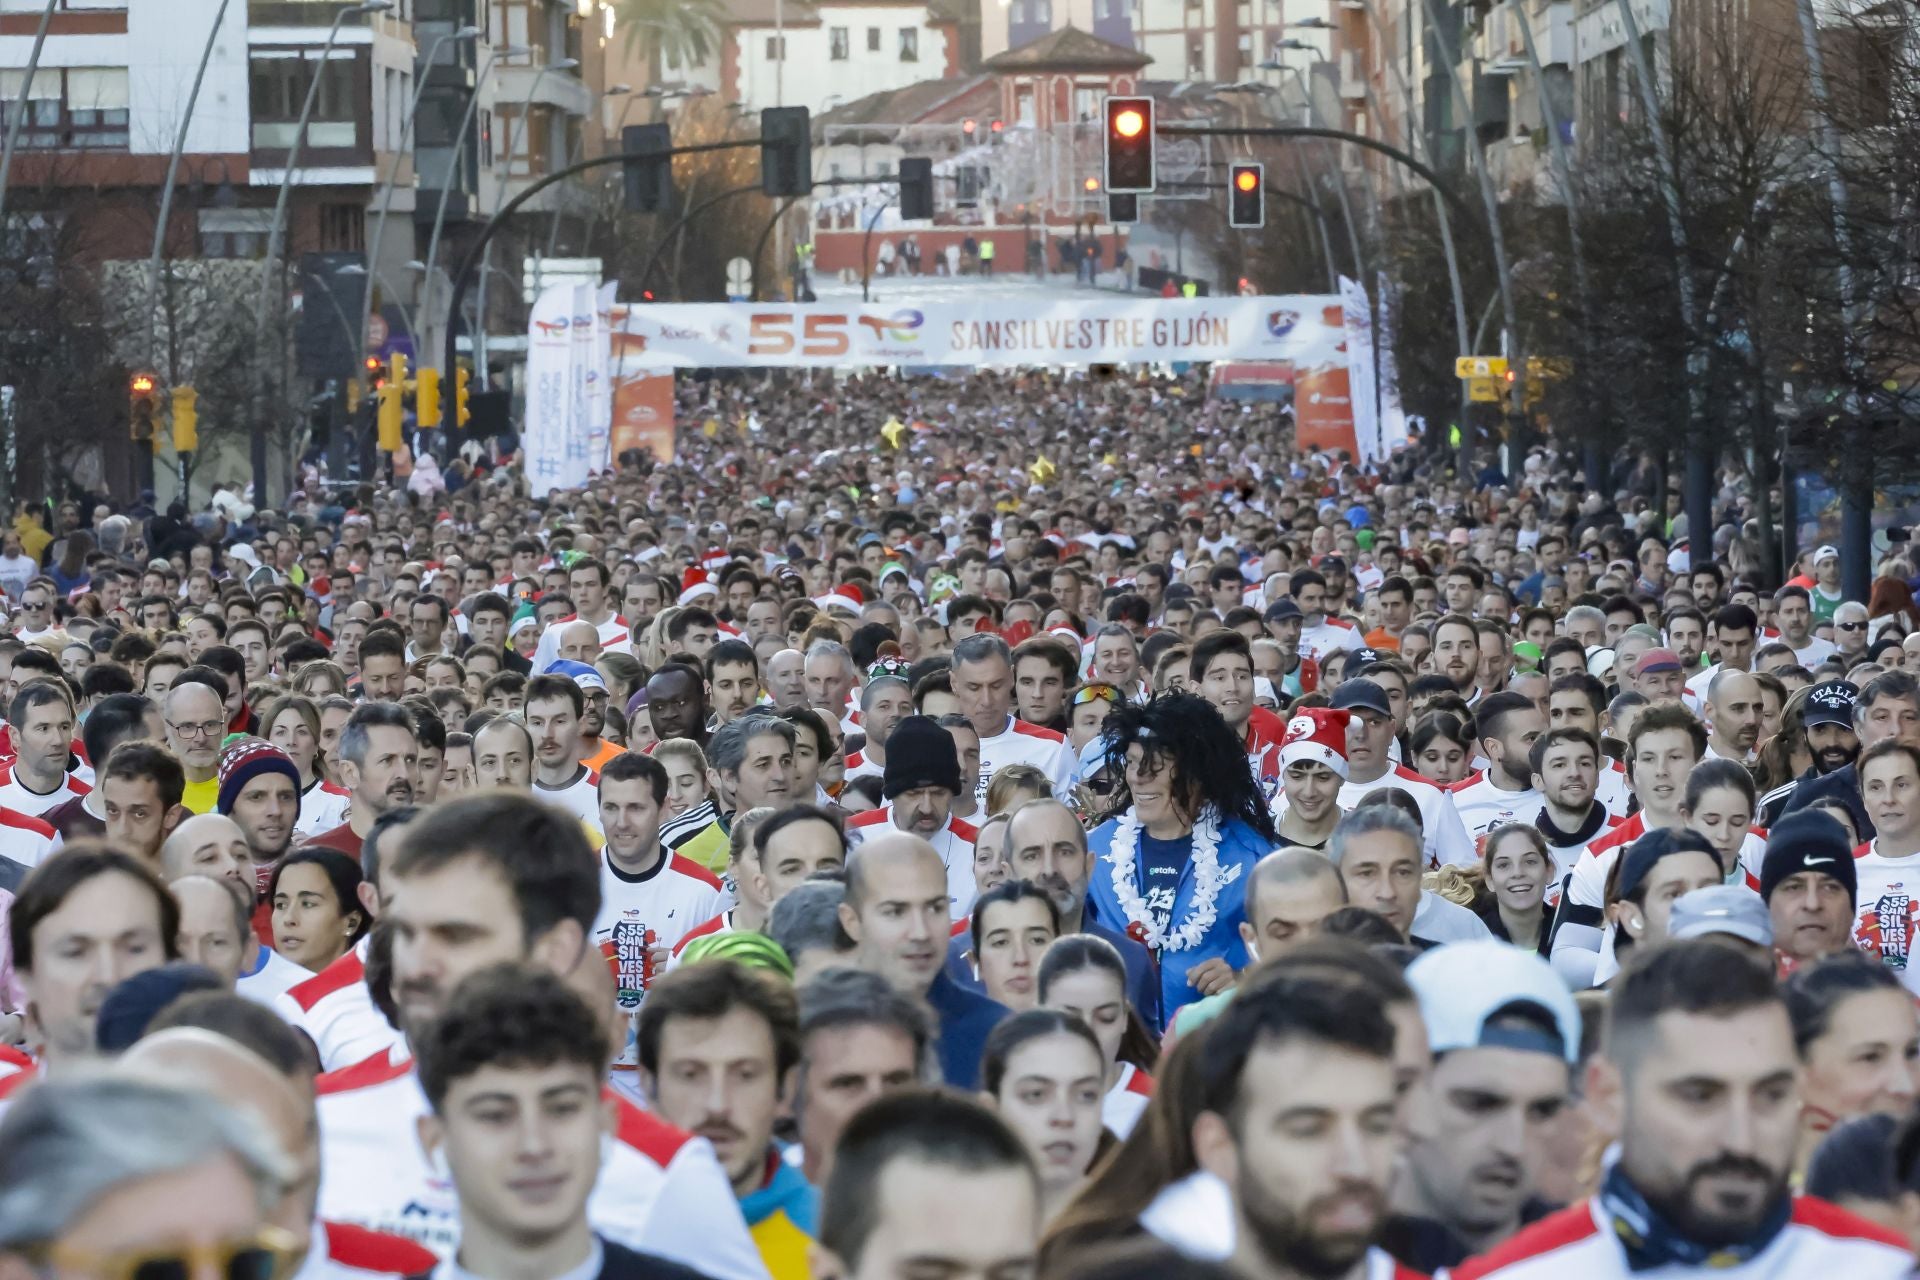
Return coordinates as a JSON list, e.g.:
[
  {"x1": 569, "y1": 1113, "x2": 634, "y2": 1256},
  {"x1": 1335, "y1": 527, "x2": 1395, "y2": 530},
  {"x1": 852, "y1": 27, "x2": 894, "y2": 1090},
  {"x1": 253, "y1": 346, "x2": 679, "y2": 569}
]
[
  {"x1": 925, "y1": 970, "x2": 1008, "y2": 1089},
  {"x1": 1085, "y1": 814, "x2": 1270, "y2": 1026},
  {"x1": 943, "y1": 919, "x2": 1162, "y2": 1031}
]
